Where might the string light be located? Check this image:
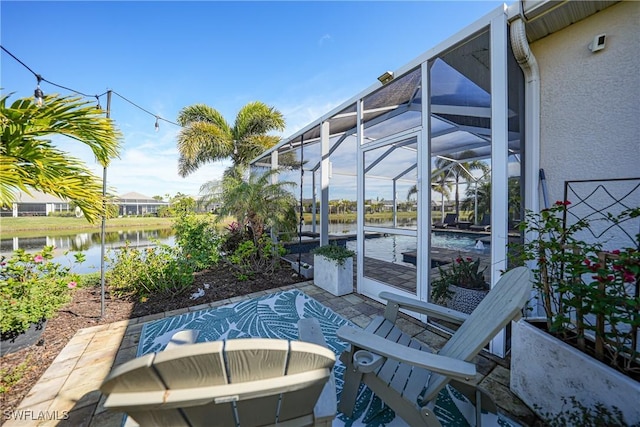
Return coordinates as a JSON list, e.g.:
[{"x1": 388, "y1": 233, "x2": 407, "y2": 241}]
[
  {"x1": 34, "y1": 75, "x2": 44, "y2": 107},
  {"x1": 1, "y1": 45, "x2": 181, "y2": 129}
]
